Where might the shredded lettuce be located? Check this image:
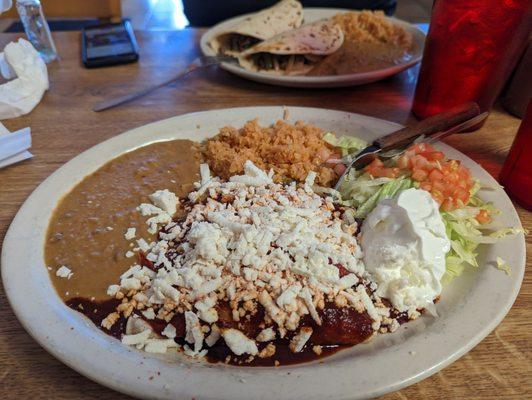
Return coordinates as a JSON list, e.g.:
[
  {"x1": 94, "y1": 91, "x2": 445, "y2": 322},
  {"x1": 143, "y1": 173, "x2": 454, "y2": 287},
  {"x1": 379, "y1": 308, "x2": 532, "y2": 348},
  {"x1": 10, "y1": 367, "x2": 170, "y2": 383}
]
[
  {"x1": 496, "y1": 257, "x2": 511, "y2": 275},
  {"x1": 440, "y1": 195, "x2": 523, "y2": 282},
  {"x1": 323, "y1": 132, "x2": 367, "y2": 157},
  {"x1": 337, "y1": 171, "x2": 393, "y2": 207},
  {"x1": 354, "y1": 178, "x2": 414, "y2": 218},
  {"x1": 490, "y1": 227, "x2": 526, "y2": 238}
]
